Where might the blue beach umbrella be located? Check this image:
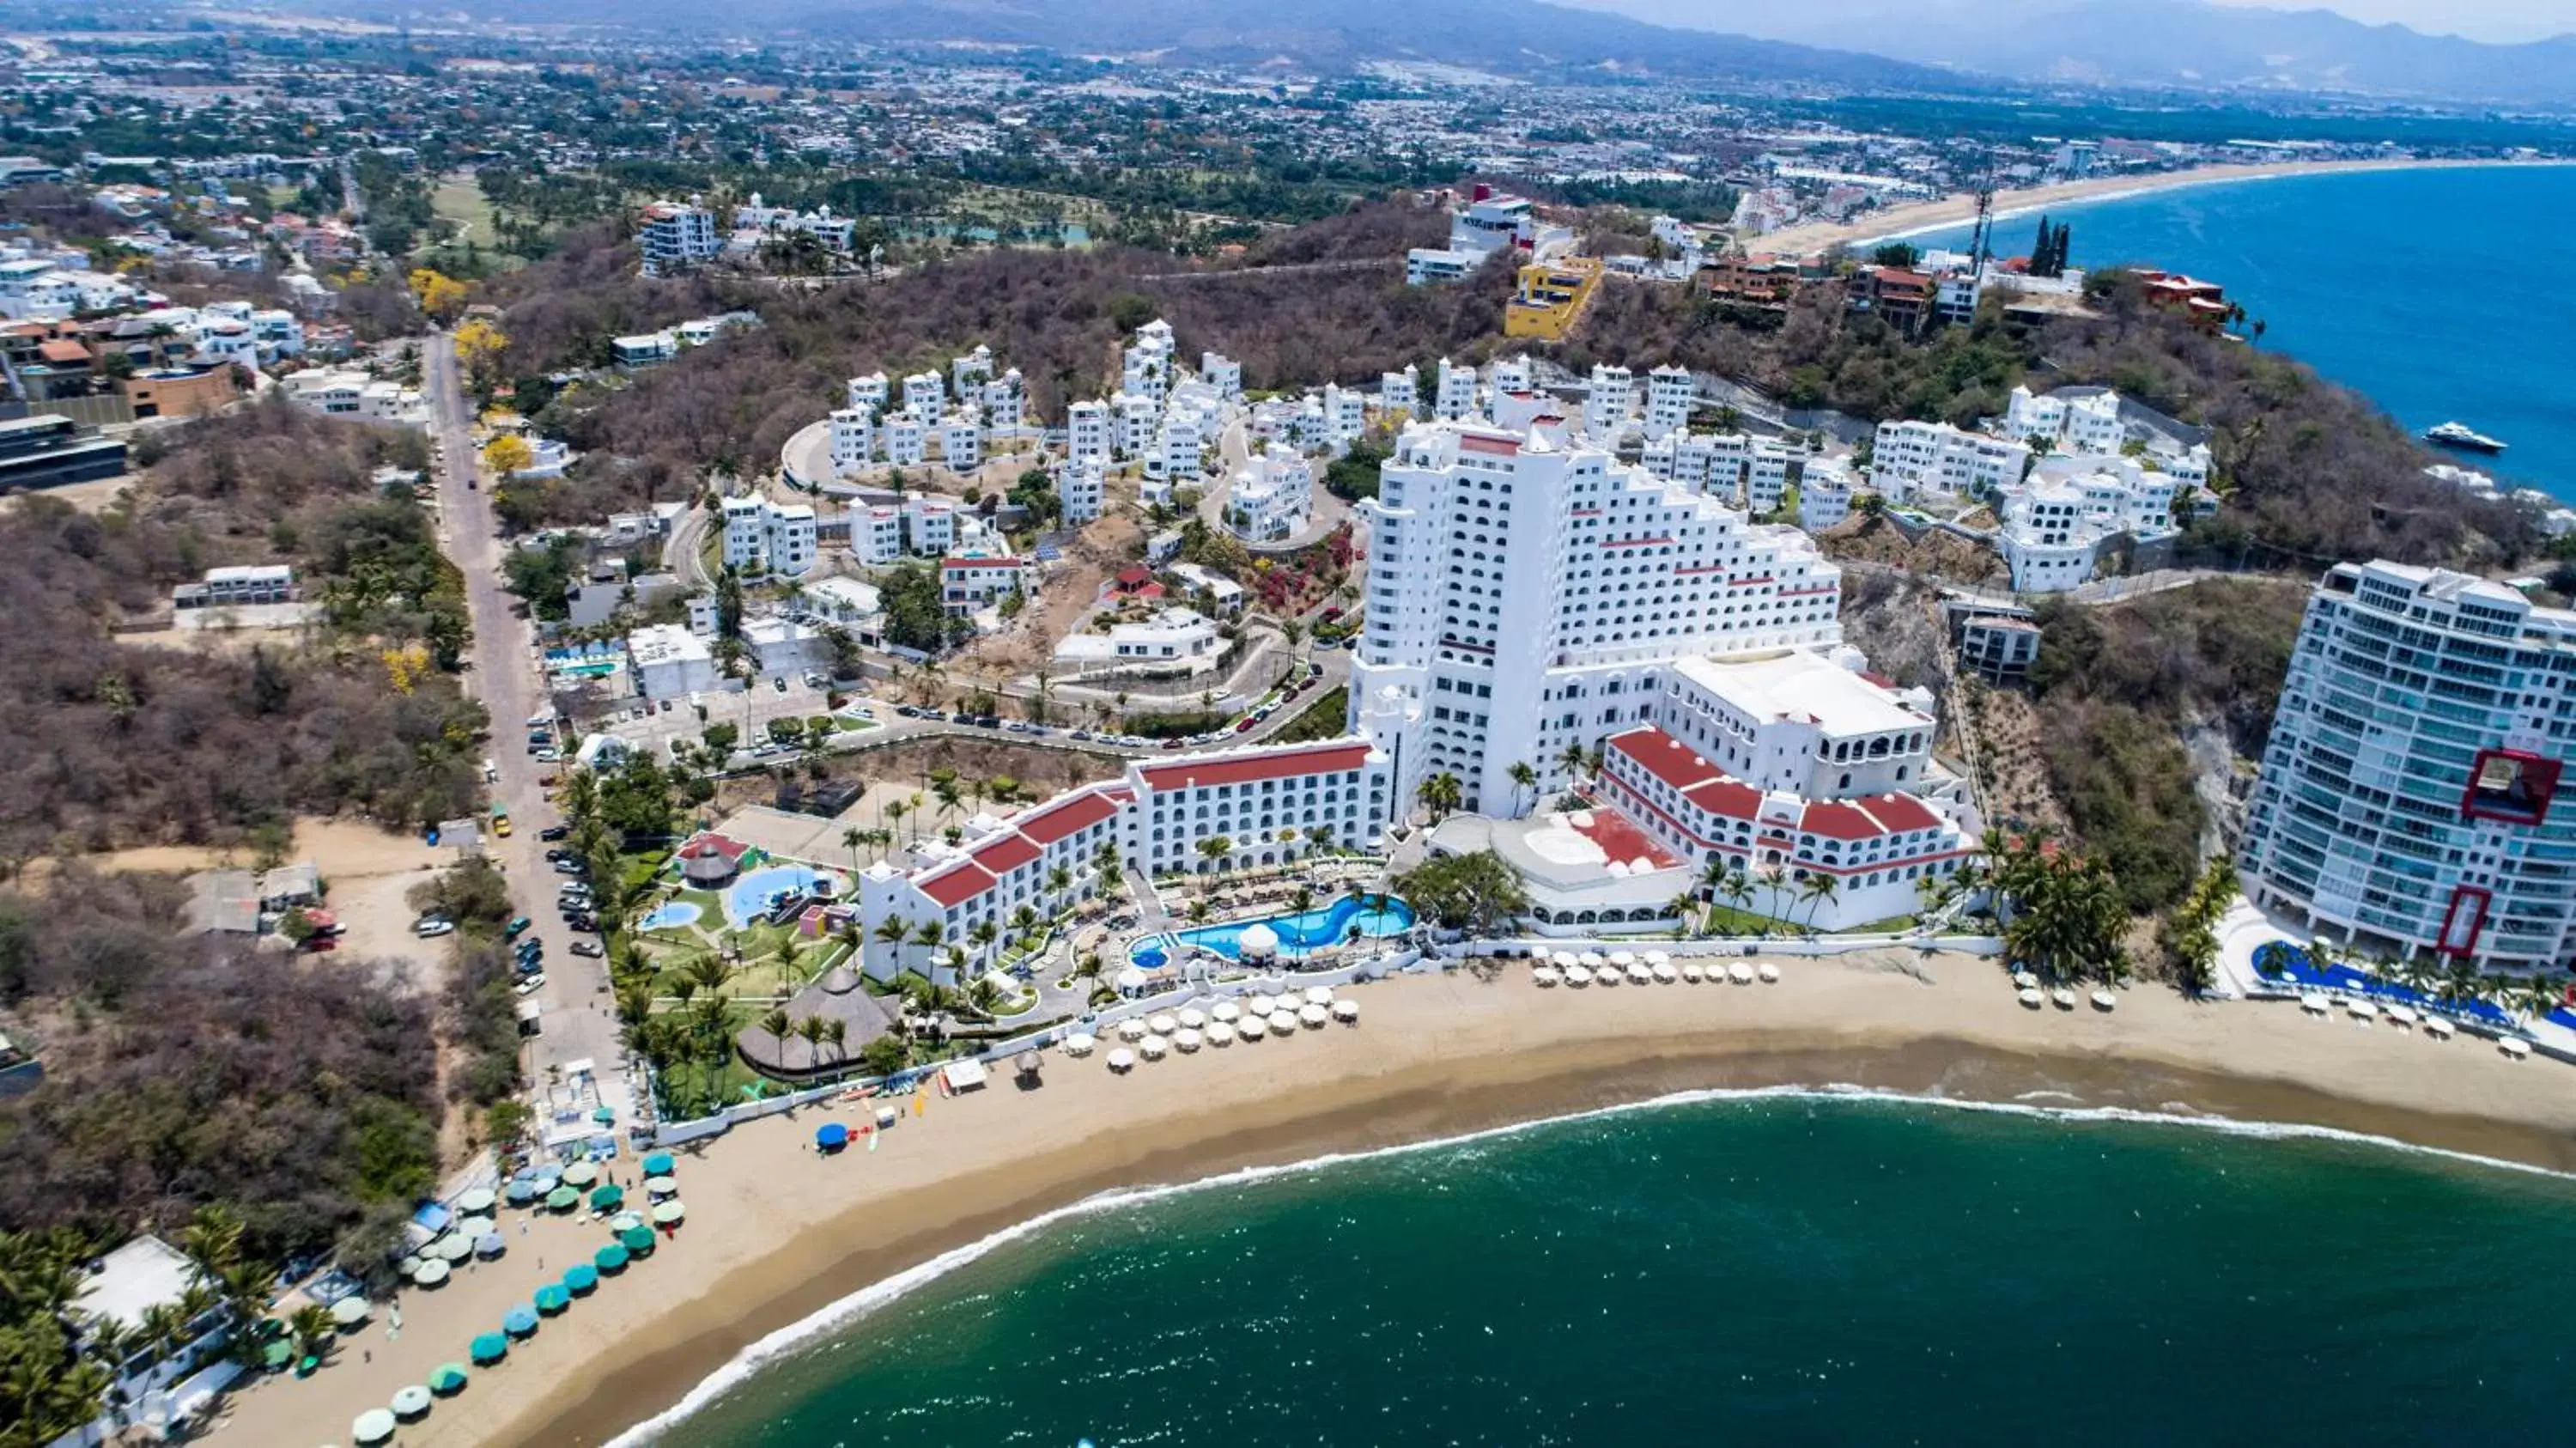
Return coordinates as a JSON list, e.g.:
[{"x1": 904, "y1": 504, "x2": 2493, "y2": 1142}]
[
  {"x1": 641, "y1": 1152, "x2": 675, "y2": 1177},
  {"x1": 469, "y1": 1333, "x2": 508, "y2": 1365},
  {"x1": 816, "y1": 1122, "x2": 849, "y2": 1151},
  {"x1": 502, "y1": 1305, "x2": 539, "y2": 1337},
  {"x1": 562, "y1": 1263, "x2": 599, "y2": 1294}
]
